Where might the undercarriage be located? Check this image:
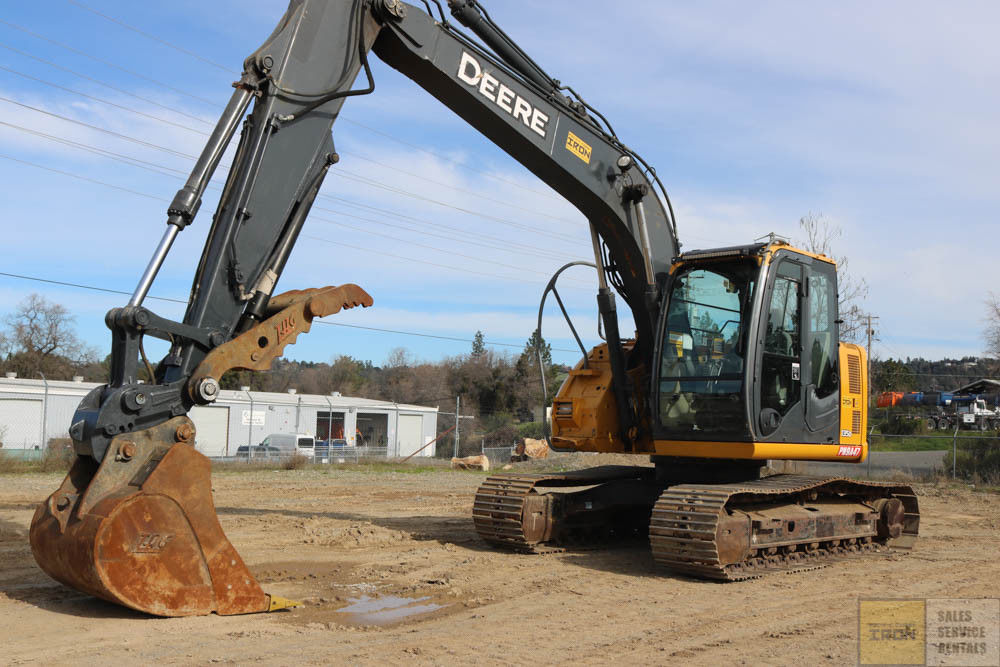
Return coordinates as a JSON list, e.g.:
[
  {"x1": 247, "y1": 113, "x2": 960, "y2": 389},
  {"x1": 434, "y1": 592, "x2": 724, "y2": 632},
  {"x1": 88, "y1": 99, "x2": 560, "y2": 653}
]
[{"x1": 473, "y1": 466, "x2": 919, "y2": 579}]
